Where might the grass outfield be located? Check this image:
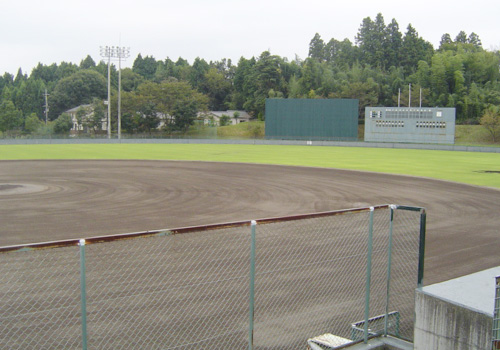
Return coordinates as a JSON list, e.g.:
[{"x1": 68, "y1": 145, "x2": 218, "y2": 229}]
[{"x1": 1, "y1": 143, "x2": 499, "y2": 189}]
